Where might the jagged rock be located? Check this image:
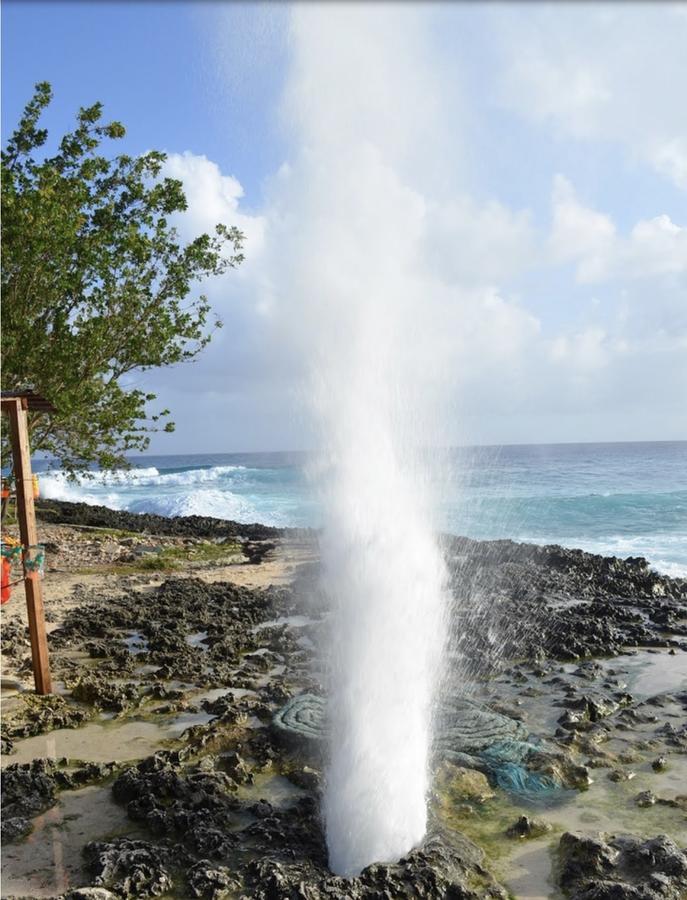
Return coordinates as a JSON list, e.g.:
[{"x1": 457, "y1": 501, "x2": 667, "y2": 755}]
[
  {"x1": 442, "y1": 536, "x2": 686, "y2": 667},
  {"x1": 84, "y1": 839, "x2": 174, "y2": 898},
  {"x1": 608, "y1": 769, "x2": 636, "y2": 782},
  {"x1": 36, "y1": 498, "x2": 279, "y2": 541},
  {"x1": 506, "y1": 815, "x2": 552, "y2": 839},
  {"x1": 1, "y1": 693, "x2": 92, "y2": 744},
  {"x1": 559, "y1": 832, "x2": 620, "y2": 888},
  {"x1": 186, "y1": 860, "x2": 239, "y2": 898},
  {"x1": 221, "y1": 751, "x2": 253, "y2": 784},
  {"x1": 2, "y1": 815, "x2": 32, "y2": 842},
  {"x1": 113, "y1": 756, "x2": 243, "y2": 858},
  {"x1": 1, "y1": 759, "x2": 58, "y2": 836},
  {"x1": 558, "y1": 832, "x2": 687, "y2": 900},
  {"x1": 70, "y1": 675, "x2": 144, "y2": 712},
  {"x1": 240, "y1": 833, "x2": 508, "y2": 899},
  {"x1": 285, "y1": 765, "x2": 321, "y2": 791}
]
